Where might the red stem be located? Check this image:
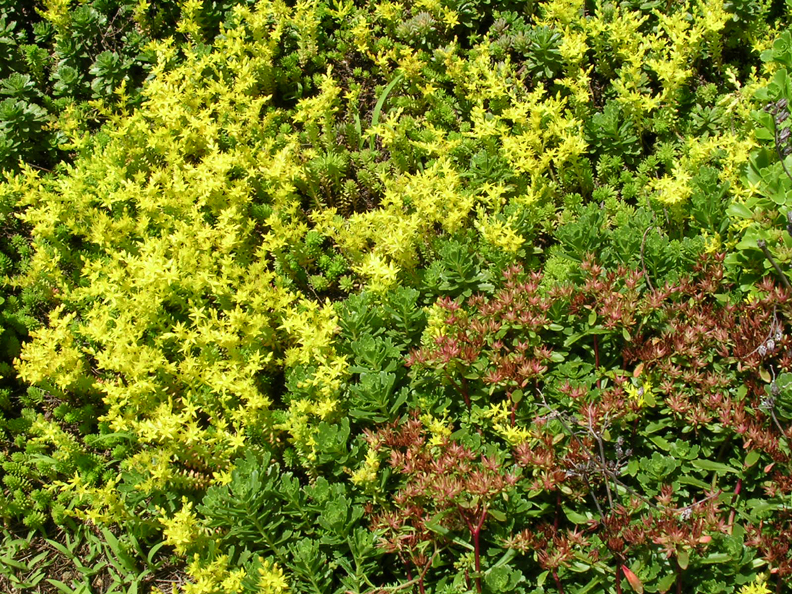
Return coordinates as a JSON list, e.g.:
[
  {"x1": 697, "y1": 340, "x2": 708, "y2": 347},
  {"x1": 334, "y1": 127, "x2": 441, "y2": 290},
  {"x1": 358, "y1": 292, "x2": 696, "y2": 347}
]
[
  {"x1": 615, "y1": 563, "x2": 622, "y2": 594},
  {"x1": 553, "y1": 569, "x2": 566, "y2": 594},
  {"x1": 461, "y1": 377, "x2": 470, "y2": 409},
  {"x1": 444, "y1": 371, "x2": 471, "y2": 409},
  {"x1": 404, "y1": 560, "x2": 416, "y2": 594},
  {"x1": 473, "y1": 527, "x2": 482, "y2": 593},
  {"x1": 472, "y1": 507, "x2": 487, "y2": 594},
  {"x1": 458, "y1": 505, "x2": 475, "y2": 534},
  {"x1": 676, "y1": 557, "x2": 683, "y2": 594}
]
